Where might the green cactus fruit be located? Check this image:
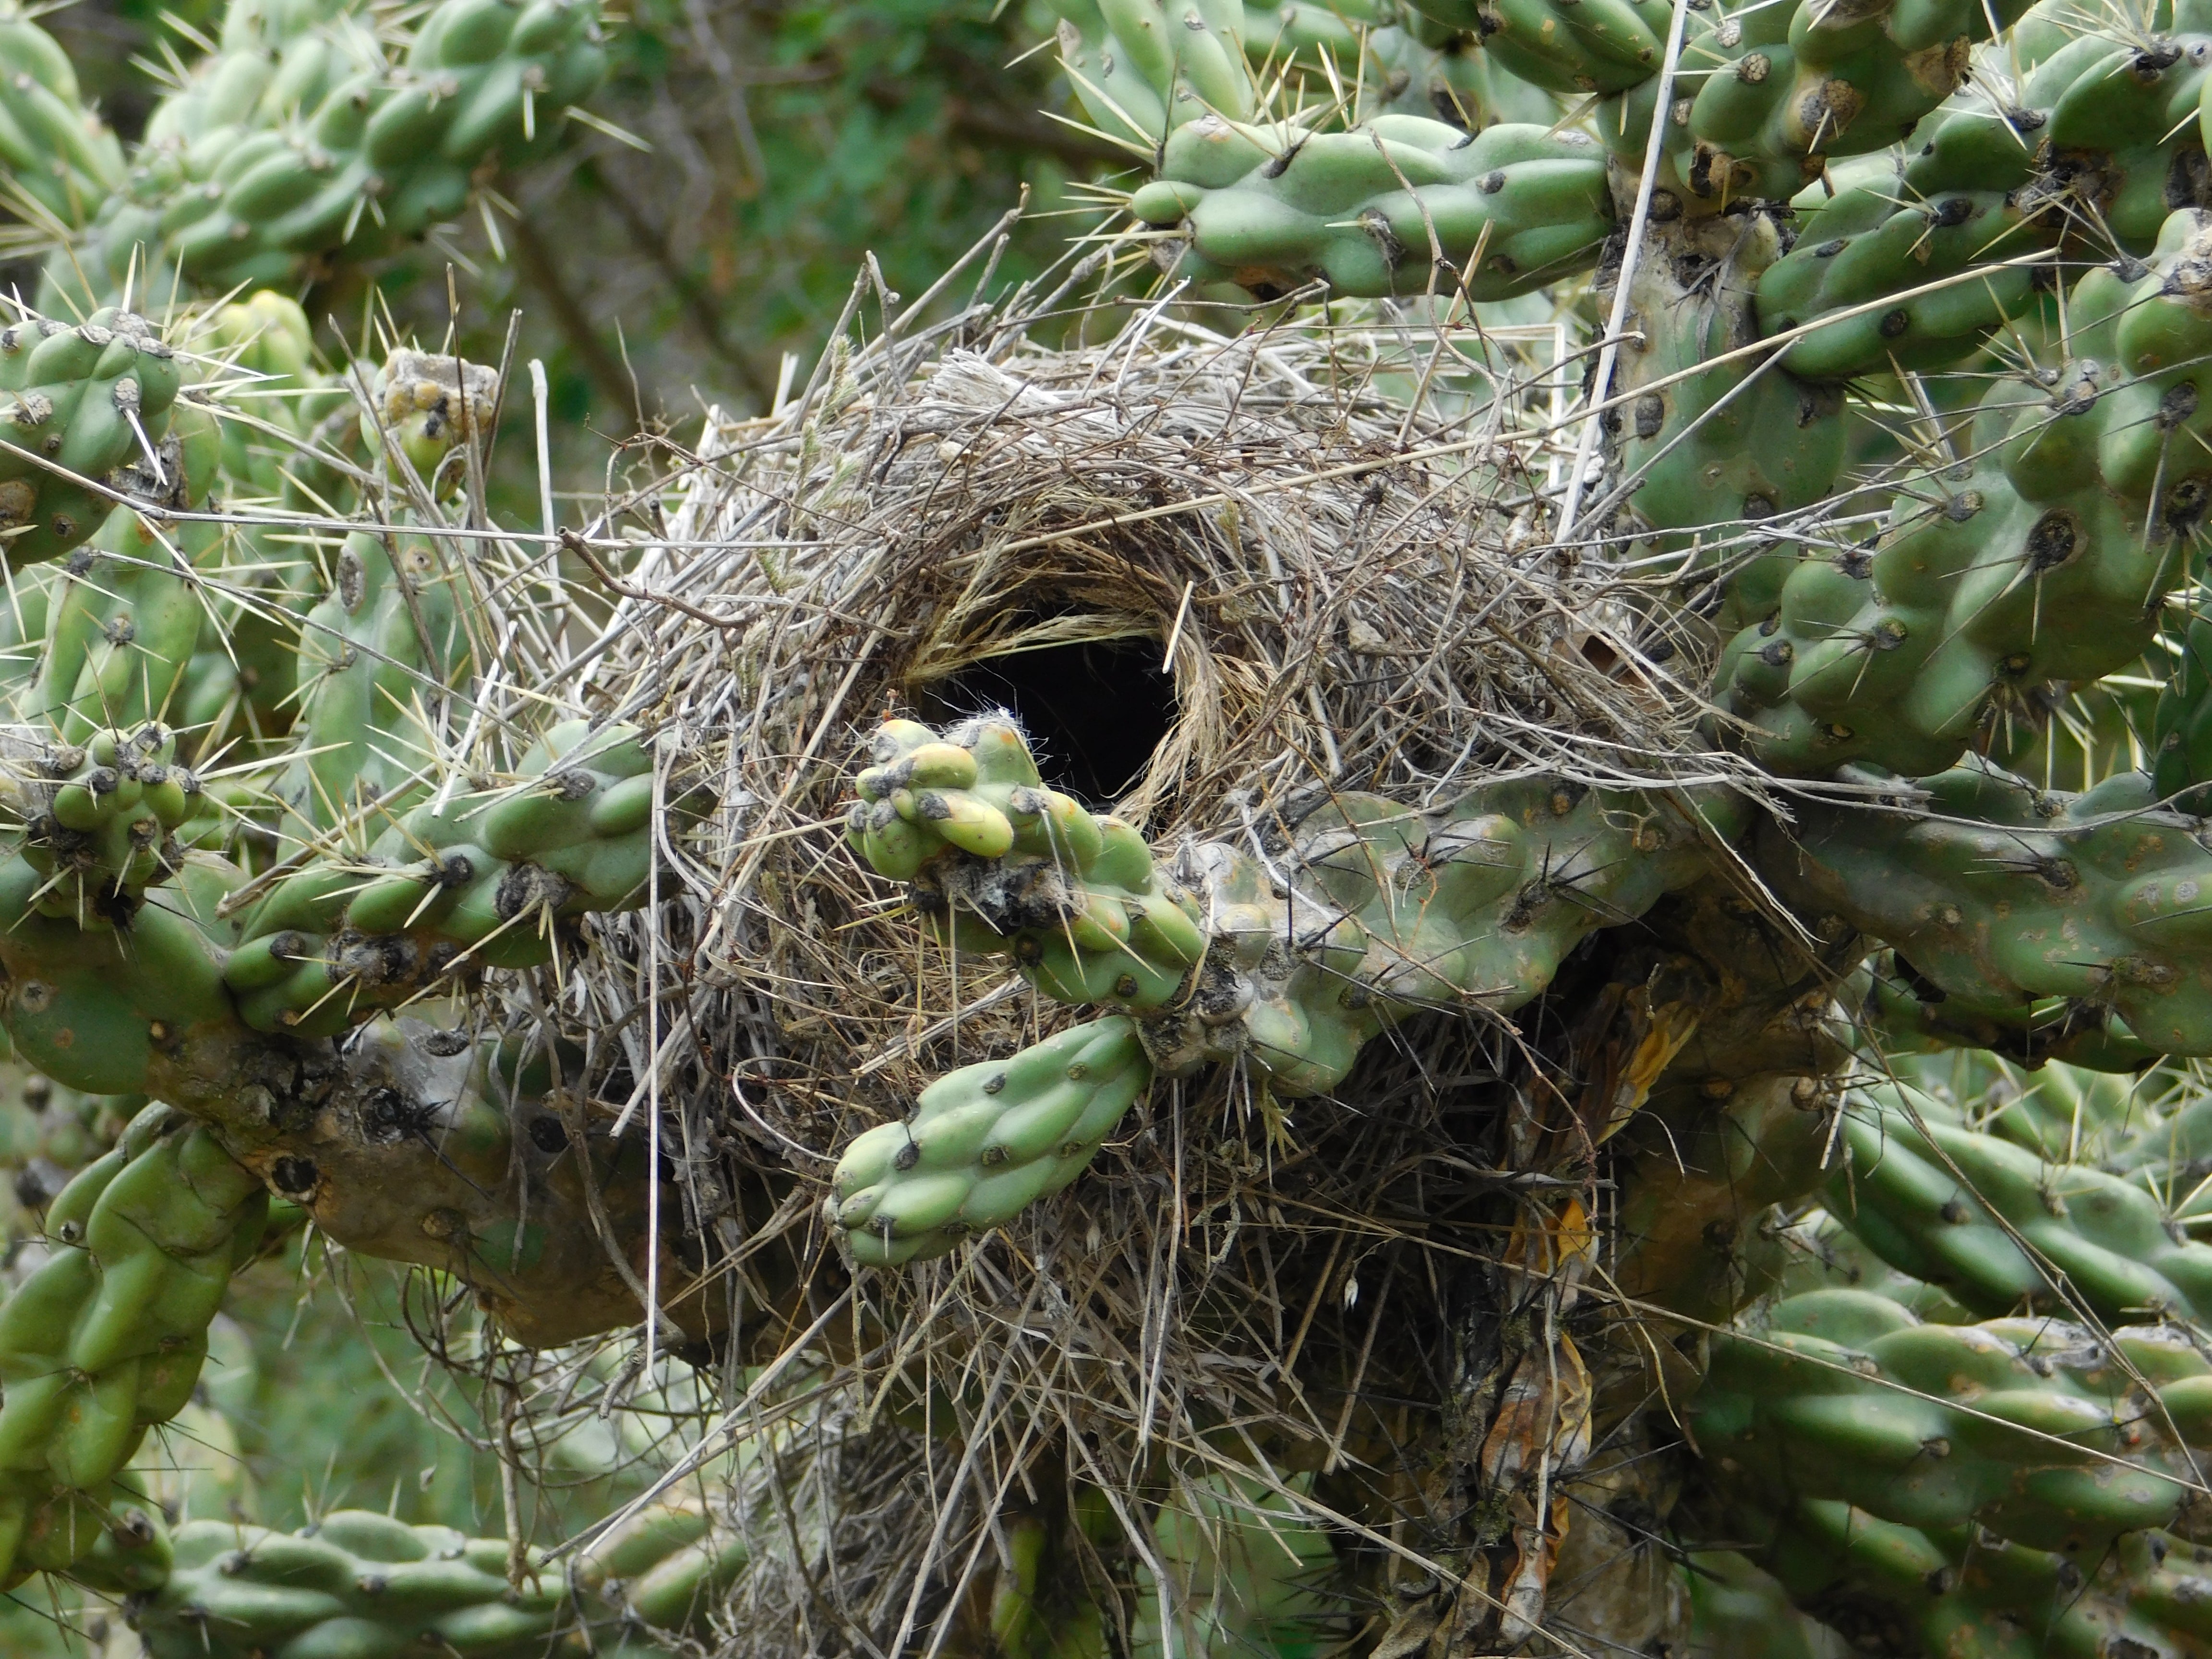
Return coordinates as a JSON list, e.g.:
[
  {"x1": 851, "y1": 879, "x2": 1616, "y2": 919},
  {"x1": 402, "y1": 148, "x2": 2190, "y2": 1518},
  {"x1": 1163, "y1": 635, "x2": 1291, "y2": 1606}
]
[
  {"x1": 1130, "y1": 114, "x2": 1611, "y2": 300},
  {"x1": 829, "y1": 1016, "x2": 1153, "y2": 1265}
]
